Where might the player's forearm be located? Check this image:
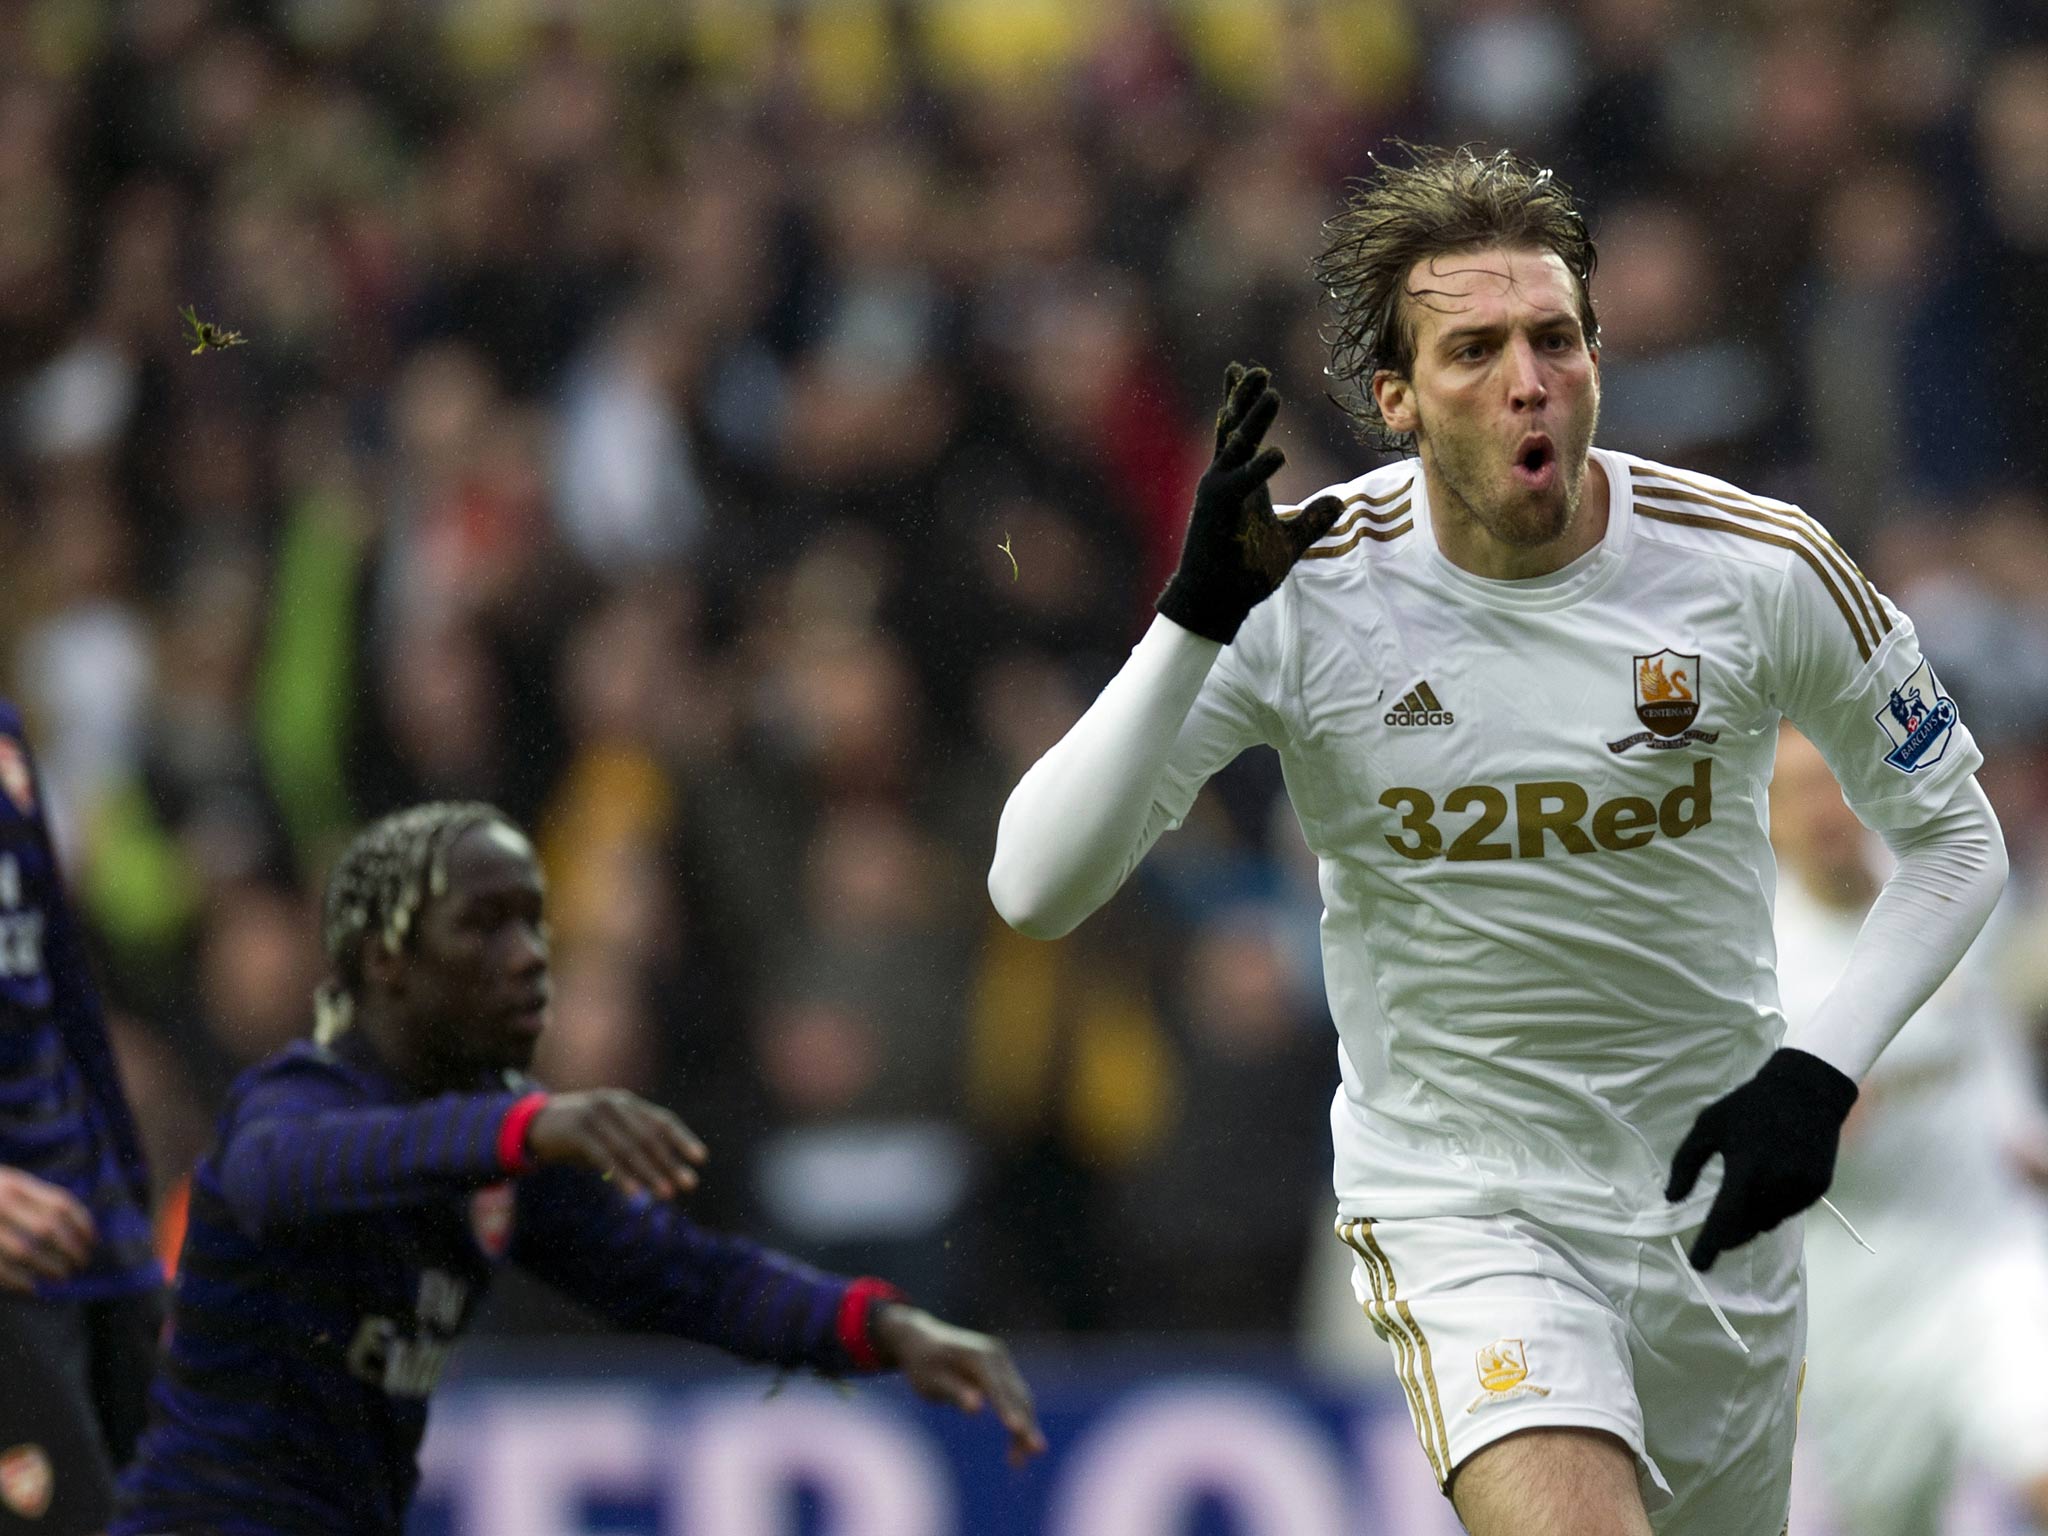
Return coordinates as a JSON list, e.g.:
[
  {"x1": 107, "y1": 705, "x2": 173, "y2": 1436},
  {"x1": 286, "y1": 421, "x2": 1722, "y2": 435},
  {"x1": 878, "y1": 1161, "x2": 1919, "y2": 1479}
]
[
  {"x1": 517, "y1": 1177, "x2": 859, "y2": 1368},
  {"x1": 988, "y1": 615, "x2": 1222, "y2": 938},
  {"x1": 676, "y1": 1241, "x2": 866, "y2": 1368},
  {"x1": 218, "y1": 1091, "x2": 543, "y2": 1231},
  {"x1": 1785, "y1": 778, "x2": 2008, "y2": 1080}
]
